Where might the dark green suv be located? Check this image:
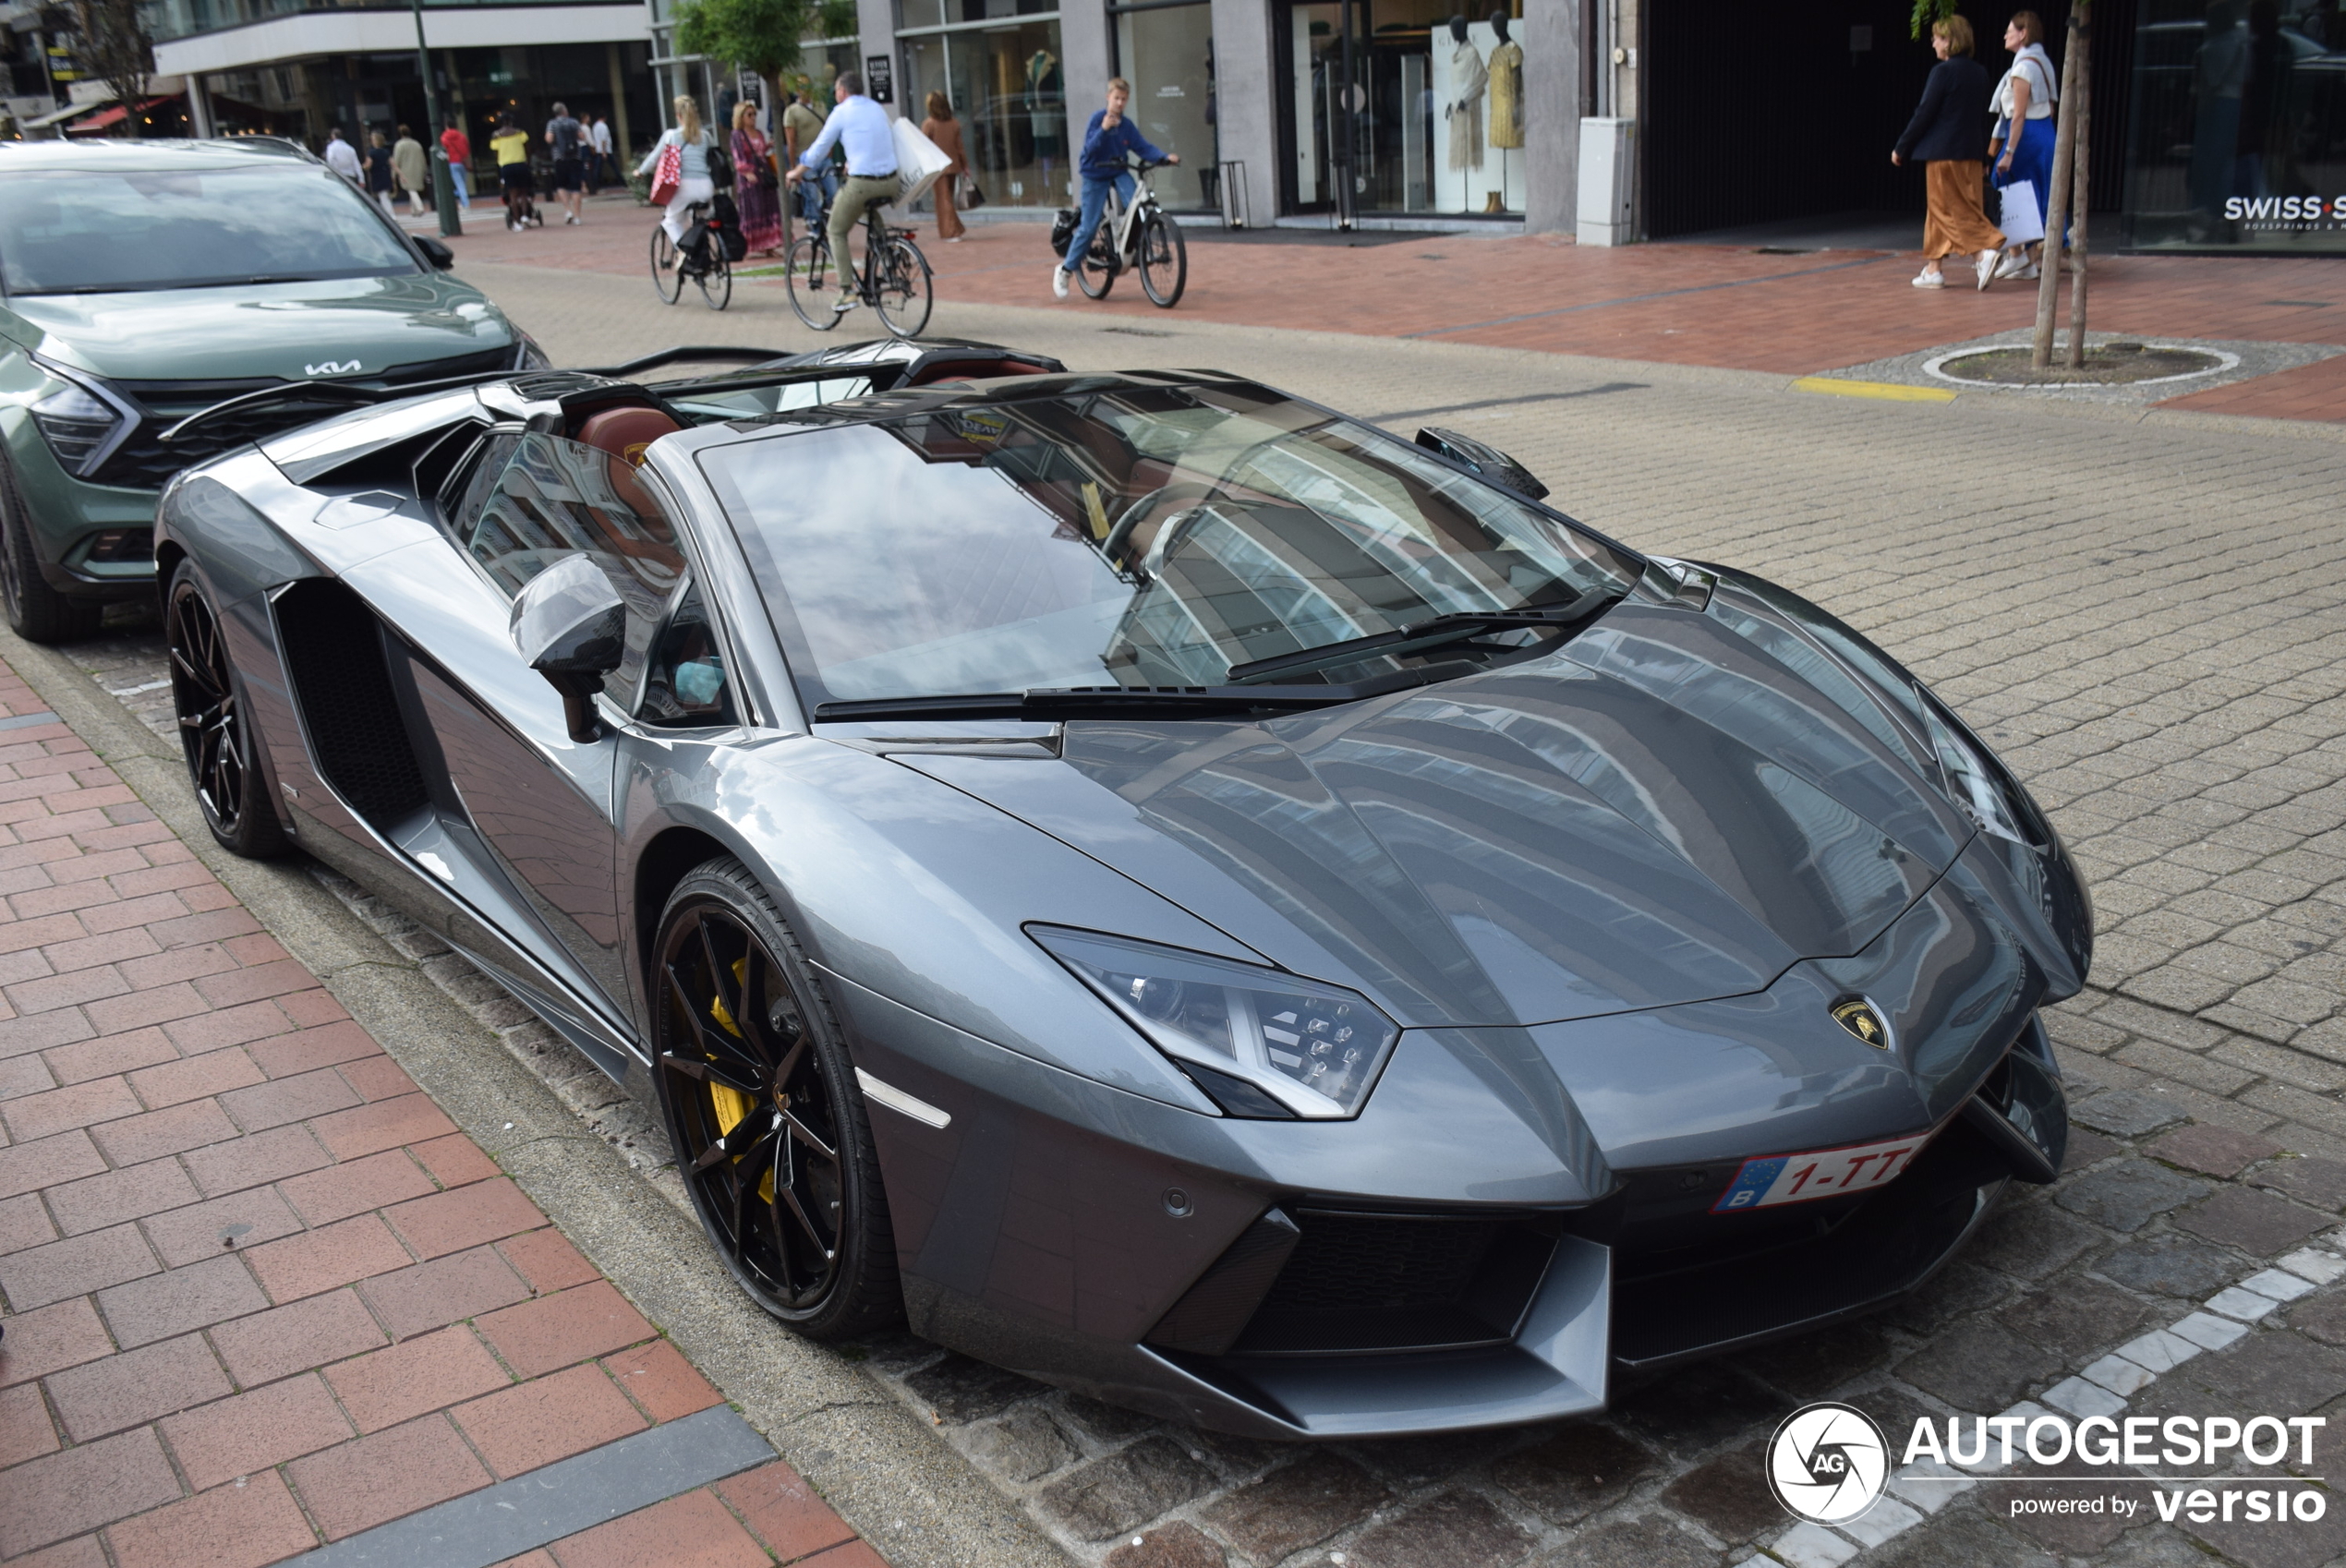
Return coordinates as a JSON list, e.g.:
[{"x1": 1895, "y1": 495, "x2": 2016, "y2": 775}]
[{"x1": 0, "y1": 138, "x2": 545, "y2": 640}]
